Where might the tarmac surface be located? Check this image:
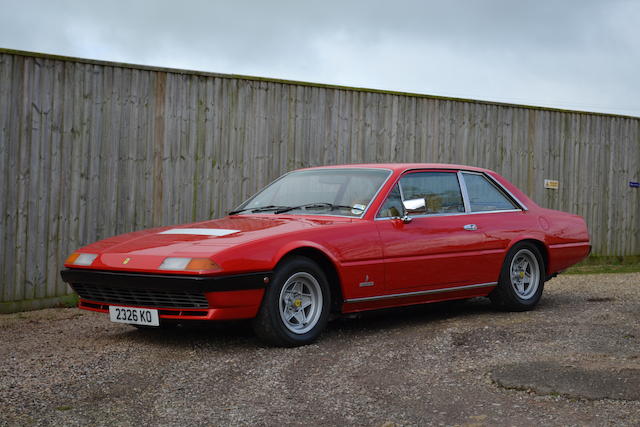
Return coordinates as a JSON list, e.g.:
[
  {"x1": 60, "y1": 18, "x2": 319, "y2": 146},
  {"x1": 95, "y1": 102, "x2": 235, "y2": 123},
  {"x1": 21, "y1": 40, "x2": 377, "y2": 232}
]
[{"x1": 1, "y1": 273, "x2": 639, "y2": 426}]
